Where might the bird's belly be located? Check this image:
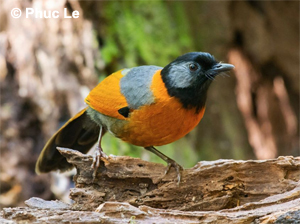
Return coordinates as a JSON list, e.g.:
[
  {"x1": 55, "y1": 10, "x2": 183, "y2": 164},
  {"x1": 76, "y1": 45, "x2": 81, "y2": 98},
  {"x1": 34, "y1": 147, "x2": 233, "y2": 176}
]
[
  {"x1": 86, "y1": 107, "x2": 128, "y2": 137},
  {"x1": 87, "y1": 101, "x2": 205, "y2": 147},
  {"x1": 121, "y1": 99, "x2": 205, "y2": 147}
]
